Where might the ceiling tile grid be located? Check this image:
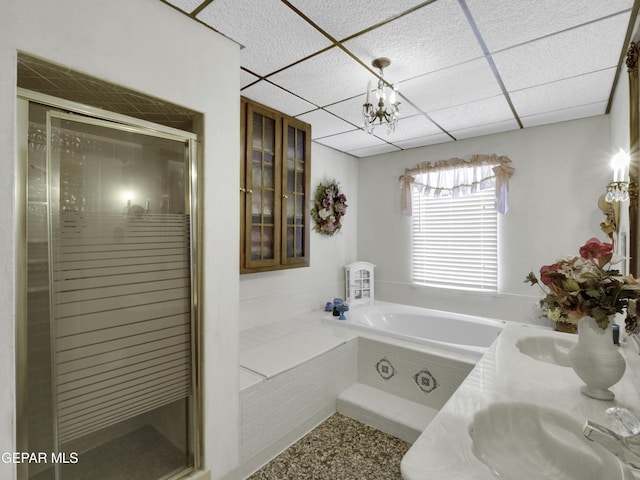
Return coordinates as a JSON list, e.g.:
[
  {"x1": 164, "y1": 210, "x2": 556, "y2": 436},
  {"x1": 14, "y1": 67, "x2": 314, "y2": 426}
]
[
  {"x1": 492, "y1": 13, "x2": 630, "y2": 92},
  {"x1": 465, "y1": 0, "x2": 634, "y2": 52},
  {"x1": 394, "y1": 132, "x2": 454, "y2": 150},
  {"x1": 287, "y1": 0, "x2": 433, "y2": 41},
  {"x1": 450, "y1": 118, "x2": 521, "y2": 140},
  {"x1": 240, "y1": 70, "x2": 259, "y2": 89},
  {"x1": 268, "y1": 47, "x2": 374, "y2": 107},
  {"x1": 377, "y1": 114, "x2": 445, "y2": 143},
  {"x1": 314, "y1": 129, "x2": 390, "y2": 152},
  {"x1": 397, "y1": 58, "x2": 504, "y2": 113},
  {"x1": 164, "y1": 0, "x2": 203, "y2": 14},
  {"x1": 348, "y1": 143, "x2": 403, "y2": 158},
  {"x1": 157, "y1": 0, "x2": 637, "y2": 157},
  {"x1": 241, "y1": 80, "x2": 316, "y2": 117},
  {"x1": 296, "y1": 109, "x2": 358, "y2": 139},
  {"x1": 520, "y1": 101, "x2": 610, "y2": 128},
  {"x1": 510, "y1": 68, "x2": 617, "y2": 118},
  {"x1": 428, "y1": 95, "x2": 516, "y2": 133},
  {"x1": 196, "y1": 0, "x2": 332, "y2": 76},
  {"x1": 342, "y1": 0, "x2": 486, "y2": 83}
]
